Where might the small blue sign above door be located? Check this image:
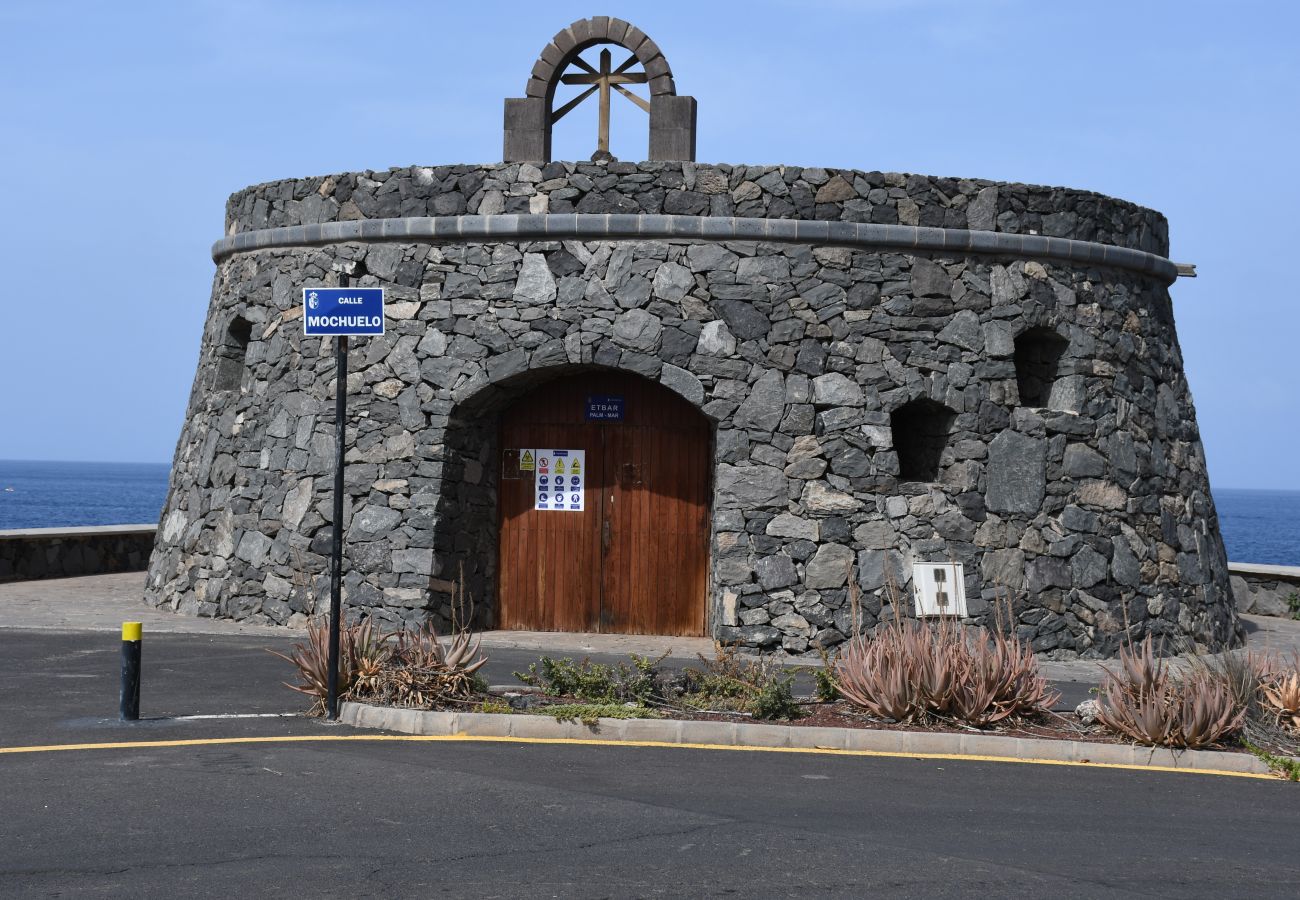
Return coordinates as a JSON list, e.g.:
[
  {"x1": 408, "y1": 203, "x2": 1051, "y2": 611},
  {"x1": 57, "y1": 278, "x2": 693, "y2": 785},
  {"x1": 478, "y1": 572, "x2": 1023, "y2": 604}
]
[{"x1": 585, "y1": 395, "x2": 624, "y2": 422}]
